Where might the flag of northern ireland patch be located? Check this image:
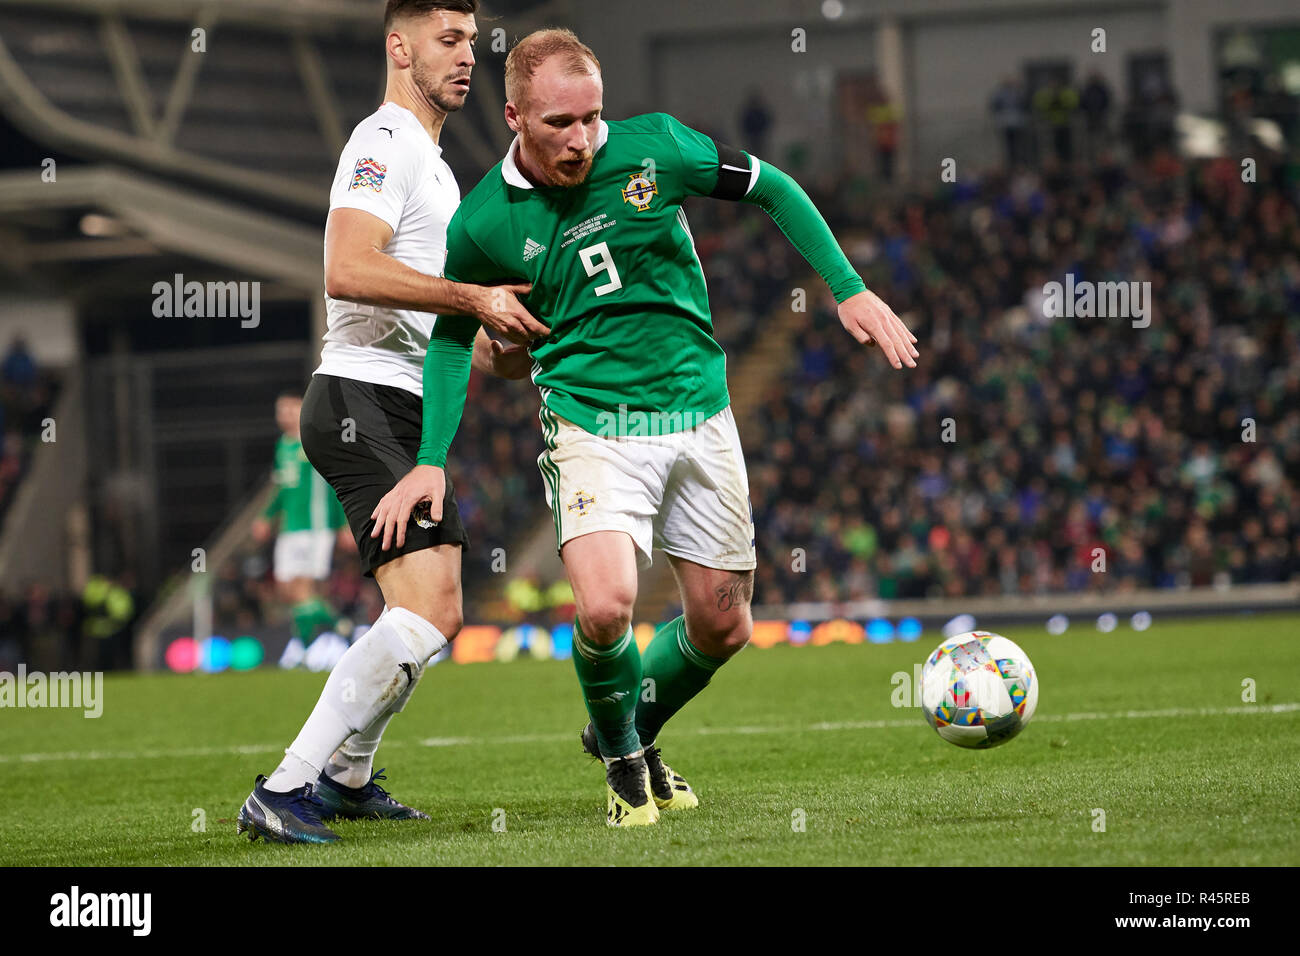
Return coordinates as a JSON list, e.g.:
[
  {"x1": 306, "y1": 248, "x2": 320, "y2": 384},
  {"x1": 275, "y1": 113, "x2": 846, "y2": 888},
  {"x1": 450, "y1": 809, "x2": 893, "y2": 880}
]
[{"x1": 350, "y1": 157, "x2": 387, "y2": 192}]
